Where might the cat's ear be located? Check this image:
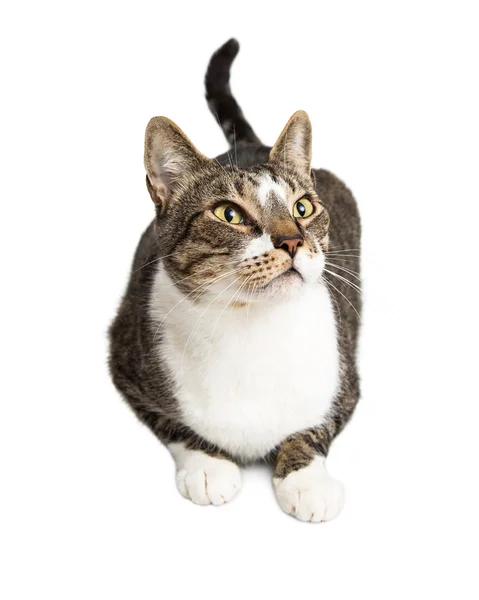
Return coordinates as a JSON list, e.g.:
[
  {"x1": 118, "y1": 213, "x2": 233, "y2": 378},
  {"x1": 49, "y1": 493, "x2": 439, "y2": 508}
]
[
  {"x1": 269, "y1": 110, "x2": 312, "y2": 173},
  {"x1": 144, "y1": 117, "x2": 209, "y2": 206}
]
